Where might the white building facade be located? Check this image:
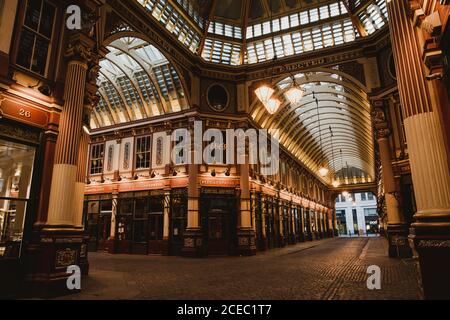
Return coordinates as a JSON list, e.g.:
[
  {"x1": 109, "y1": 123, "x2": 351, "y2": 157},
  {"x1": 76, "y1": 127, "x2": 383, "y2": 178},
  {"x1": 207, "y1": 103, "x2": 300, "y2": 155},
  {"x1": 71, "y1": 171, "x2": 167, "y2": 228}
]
[{"x1": 335, "y1": 193, "x2": 379, "y2": 236}]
